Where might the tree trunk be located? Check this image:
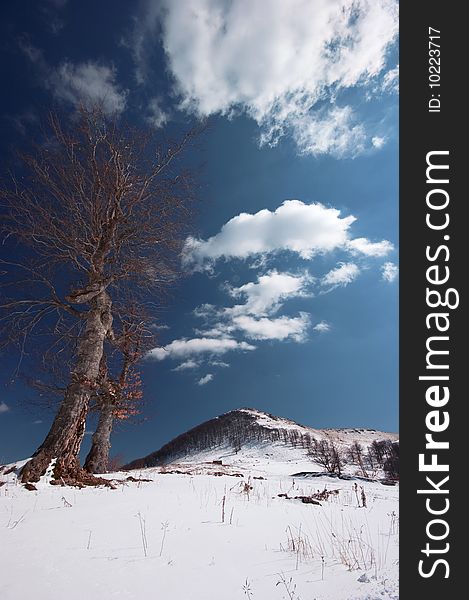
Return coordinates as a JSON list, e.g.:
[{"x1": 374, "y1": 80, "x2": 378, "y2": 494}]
[
  {"x1": 84, "y1": 404, "x2": 114, "y2": 474},
  {"x1": 21, "y1": 291, "x2": 113, "y2": 484}
]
